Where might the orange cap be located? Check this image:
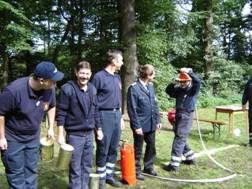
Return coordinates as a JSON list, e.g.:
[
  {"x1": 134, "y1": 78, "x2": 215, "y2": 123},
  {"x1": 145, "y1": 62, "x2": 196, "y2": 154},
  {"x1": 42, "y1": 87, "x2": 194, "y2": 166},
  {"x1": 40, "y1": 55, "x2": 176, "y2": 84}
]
[{"x1": 176, "y1": 72, "x2": 191, "y2": 81}]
